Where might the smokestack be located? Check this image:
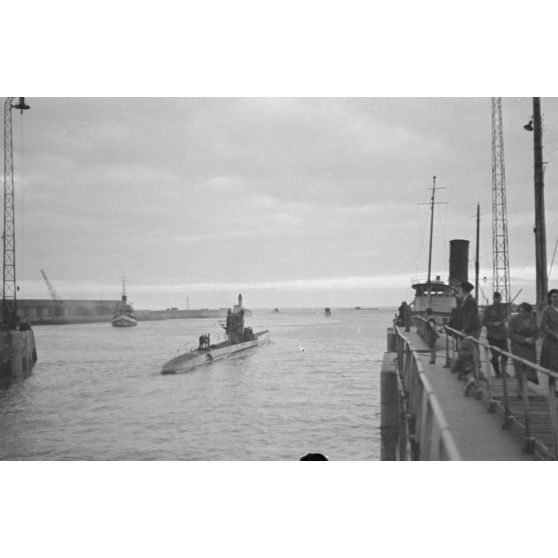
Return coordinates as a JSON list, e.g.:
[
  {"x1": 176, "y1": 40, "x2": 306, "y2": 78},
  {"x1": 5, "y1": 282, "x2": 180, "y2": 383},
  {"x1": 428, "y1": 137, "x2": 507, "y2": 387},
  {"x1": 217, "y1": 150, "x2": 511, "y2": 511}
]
[{"x1": 449, "y1": 239, "x2": 469, "y2": 284}]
